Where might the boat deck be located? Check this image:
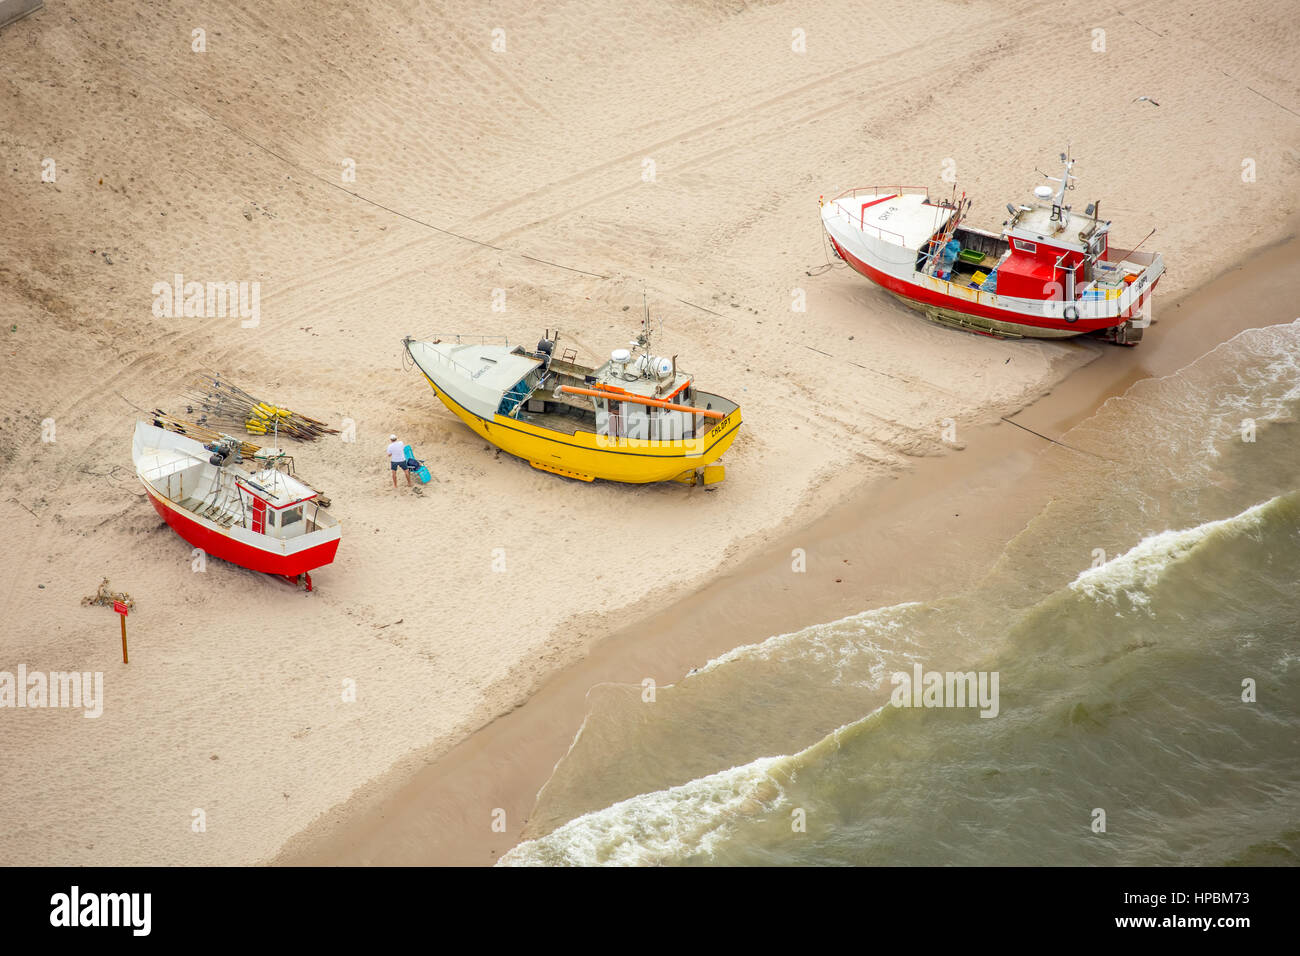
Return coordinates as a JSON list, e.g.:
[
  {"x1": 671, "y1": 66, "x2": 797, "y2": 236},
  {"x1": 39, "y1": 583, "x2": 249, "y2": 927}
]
[
  {"x1": 514, "y1": 406, "x2": 596, "y2": 435},
  {"x1": 825, "y1": 190, "x2": 955, "y2": 250},
  {"x1": 177, "y1": 494, "x2": 245, "y2": 529}
]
